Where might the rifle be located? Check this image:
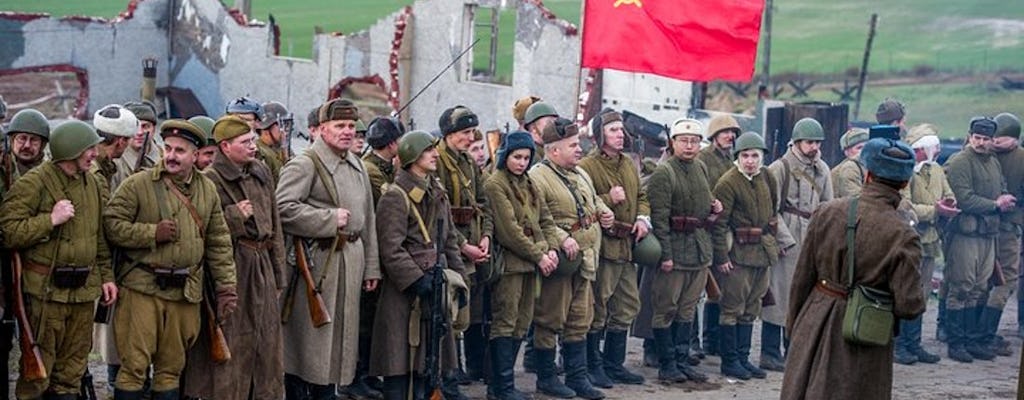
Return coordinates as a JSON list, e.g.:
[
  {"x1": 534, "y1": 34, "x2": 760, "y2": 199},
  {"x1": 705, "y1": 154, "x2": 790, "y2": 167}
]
[
  {"x1": 705, "y1": 272, "x2": 721, "y2": 301},
  {"x1": 202, "y1": 265, "x2": 231, "y2": 364},
  {"x1": 423, "y1": 219, "x2": 449, "y2": 400},
  {"x1": 292, "y1": 238, "x2": 332, "y2": 328},
  {"x1": 12, "y1": 252, "x2": 46, "y2": 381},
  {"x1": 133, "y1": 127, "x2": 153, "y2": 174}
]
